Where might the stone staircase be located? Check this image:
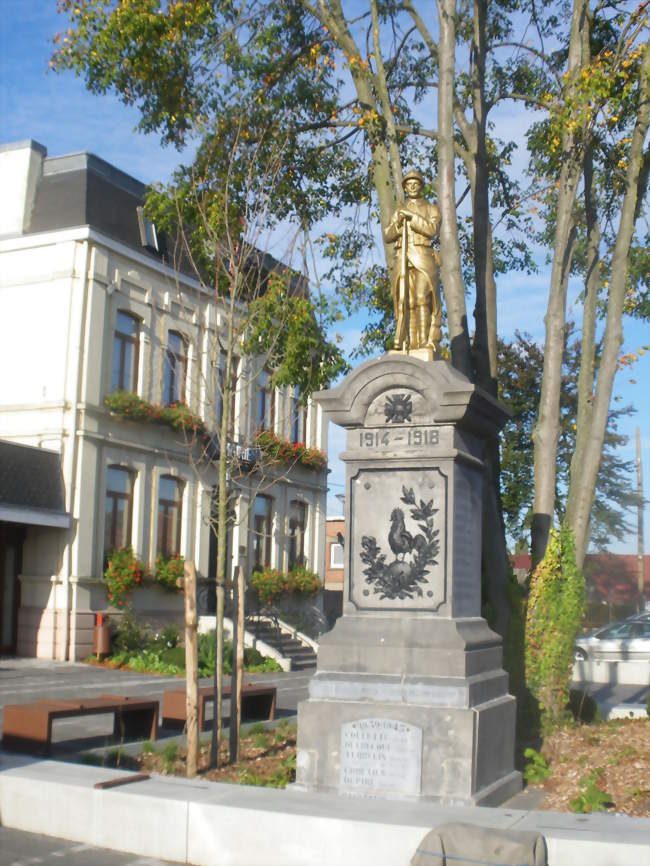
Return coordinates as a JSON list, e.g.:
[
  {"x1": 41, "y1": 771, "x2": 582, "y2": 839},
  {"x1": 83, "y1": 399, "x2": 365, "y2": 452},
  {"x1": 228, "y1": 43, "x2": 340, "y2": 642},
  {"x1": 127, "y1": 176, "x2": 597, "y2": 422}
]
[{"x1": 246, "y1": 617, "x2": 318, "y2": 671}]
